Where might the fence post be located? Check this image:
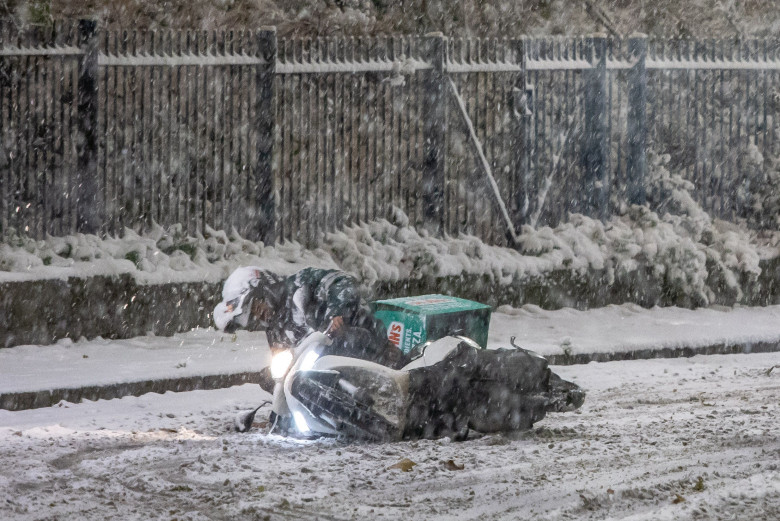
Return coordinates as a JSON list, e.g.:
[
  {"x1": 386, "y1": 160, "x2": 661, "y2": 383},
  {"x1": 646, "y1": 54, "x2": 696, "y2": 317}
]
[
  {"x1": 76, "y1": 19, "x2": 100, "y2": 234},
  {"x1": 626, "y1": 34, "x2": 647, "y2": 206},
  {"x1": 0, "y1": 21, "x2": 5, "y2": 236},
  {"x1": 511, "y1": 37, "x2": 530, "y2": 231},
  {"x1": 421, "y1": 32, "x2": 446, "y2": 236},
  {"x1": 581, "y1": 34, "x2": 609, "y2": 221},
  {"x1": 255, "y1": 27, "x2": 277, "y2": 245}
]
